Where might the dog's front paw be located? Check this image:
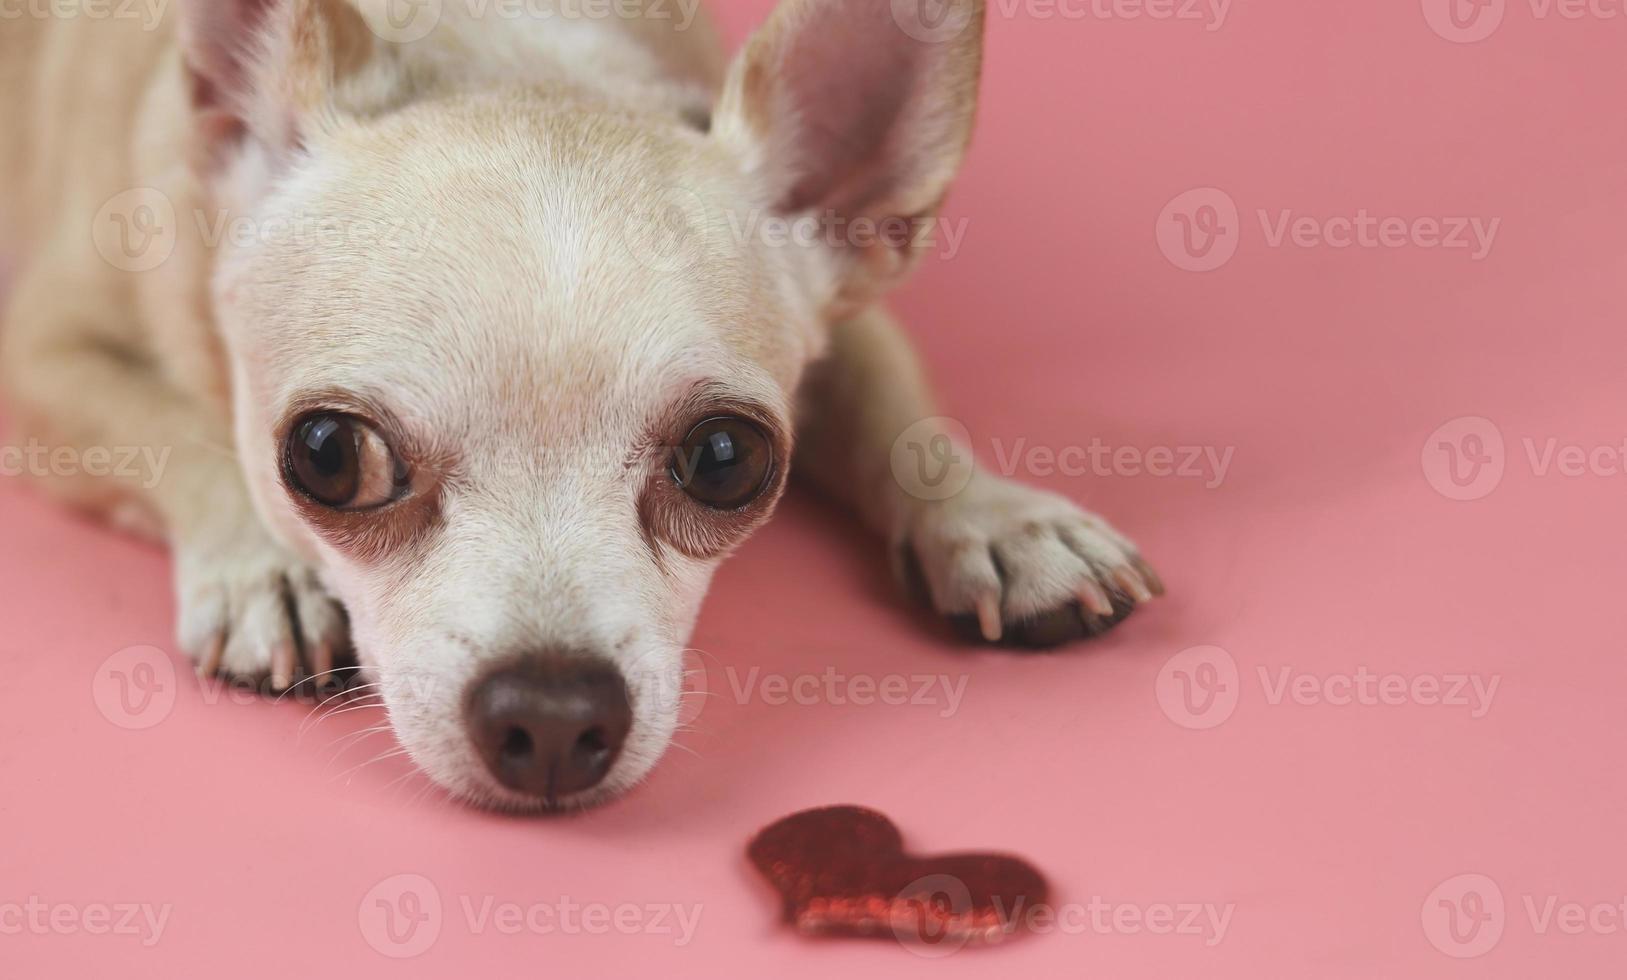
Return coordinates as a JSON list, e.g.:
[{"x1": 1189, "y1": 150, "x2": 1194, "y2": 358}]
[
  {"x1": 895, "y1": 474, "x2": 1163, "y2": 648},
  {"x1": 174, "y1": 537, "x2": 351, "y2": 692}
]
